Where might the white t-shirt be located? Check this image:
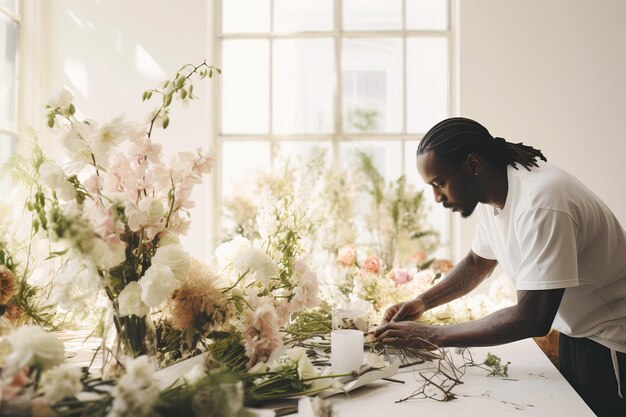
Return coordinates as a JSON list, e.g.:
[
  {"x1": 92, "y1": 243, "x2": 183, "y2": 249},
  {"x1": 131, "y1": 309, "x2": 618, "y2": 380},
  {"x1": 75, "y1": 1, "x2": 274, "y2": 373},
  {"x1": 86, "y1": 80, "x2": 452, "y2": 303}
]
[{"x1": 472, "y1": 161, "x2": 626, "y2": 353}]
